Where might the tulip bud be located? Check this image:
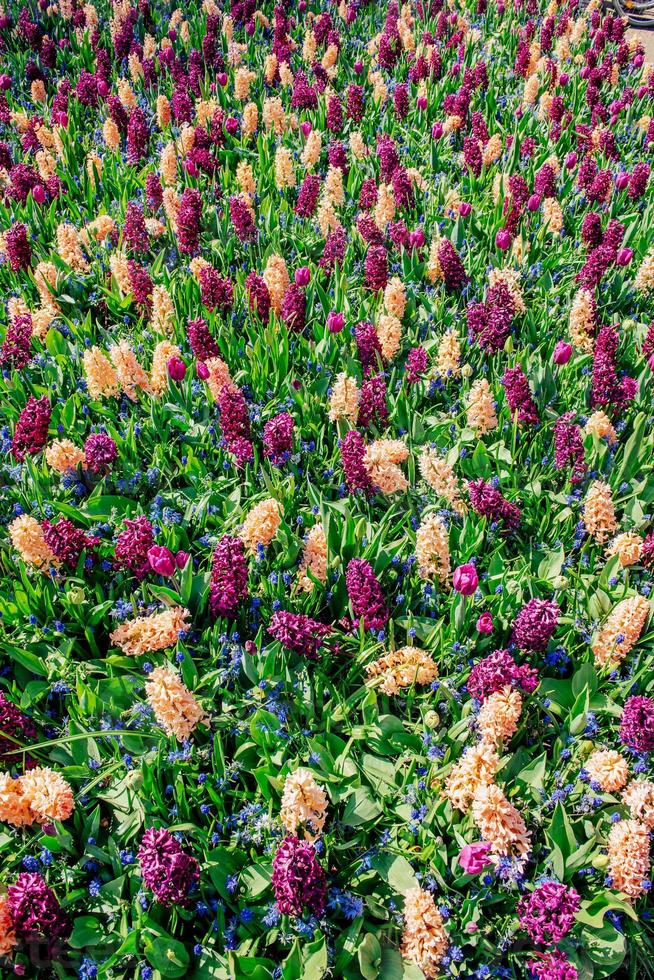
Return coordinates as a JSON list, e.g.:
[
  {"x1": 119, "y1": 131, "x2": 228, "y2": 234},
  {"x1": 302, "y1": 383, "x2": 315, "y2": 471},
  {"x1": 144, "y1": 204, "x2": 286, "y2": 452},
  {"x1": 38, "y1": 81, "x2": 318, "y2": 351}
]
[
  {"x1": 431, "y1": 122, "x2": 443, "y2": 139},
  {"x1": 97, "y1": 79, "x2": 108, "y2": 98},
  {"x1": 217, "y1": 72, "x2": 228, "y2": 87},
  {"x1": 197, "y1": 361, "x2": 210, "y2": 380},
  {"x1": 559, "y1": 72, "x2": 569, "y2": 86},
  {"x1": 476, "y1": 612, "x2": 494, "y2": 634},
  {"x1": 168, "y1": 357, "x2": 186, "y2": 381},
  {"x1": 225, "y1": 117, "x2": 239, "y2": 136},
  {"x1": 327, "y1": 311, "x2": 345, "y2": 333},
  {"x1": 300, "y1": 121, "x2": 312, "y2": 138},
  {"x1": 459, "y1": 202, "x2": 471, "y2": 217},
  {"x1": 409, "y1": 228, "x2": 425, "y2": 248},
  {"x1": 295, "y1": 266, "x2": 310, "y2": 287},
  {"x1": 495, "y1": 229, "x2": 511, "y2": 250},
  {"x1": 616, "y1": 247, "x2": 633, "y2": 267},
  {"x1": 615, "y1": 172, "x2": 630, "y2": 190},
  {"x1": 32, "y1": 185, "x2": 46, "y2": 204},
  {"x1": 354, "y1": 60, "x2": 364, "y2": 75},
  {"x1": 185, "y1": 158, "x2": 198, "y2": 177},
  {"x1": 417, "y1": 96, "x2": 428, "y2": 111},
  {"x1": 453, "y1": 562, "x2": 478, "y2": 596},
  {"x1": 553, "y1": 341, "x2": 573, "y2": 365},
  {"x1": 527, "y1": 193, "x2": 541, "y2": 212},
  {"x1": 564, "y1": 151, "x2": 577, "y2": 170}
]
